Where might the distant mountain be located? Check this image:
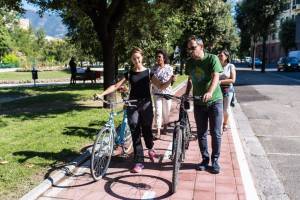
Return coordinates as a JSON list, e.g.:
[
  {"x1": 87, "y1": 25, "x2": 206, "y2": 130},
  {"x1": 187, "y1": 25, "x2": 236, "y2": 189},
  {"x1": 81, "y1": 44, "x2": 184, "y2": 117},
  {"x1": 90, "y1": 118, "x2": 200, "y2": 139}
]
[{"x1": 23, "y1": 10, "x2": 67, "y2": 38}]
